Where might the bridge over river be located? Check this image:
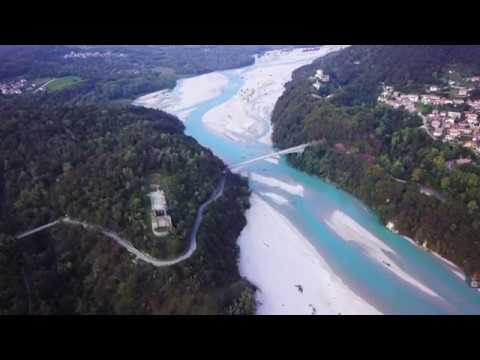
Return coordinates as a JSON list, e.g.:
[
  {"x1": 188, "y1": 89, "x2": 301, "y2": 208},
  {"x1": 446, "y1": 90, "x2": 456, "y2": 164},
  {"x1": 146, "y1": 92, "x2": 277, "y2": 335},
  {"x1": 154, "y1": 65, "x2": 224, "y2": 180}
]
[
  {"x1": 15, "y1": 142, "x2": 318, "y2": 266},
  {"x1": 228, "y1": 142, "x2": 319, "y2": 171}
]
